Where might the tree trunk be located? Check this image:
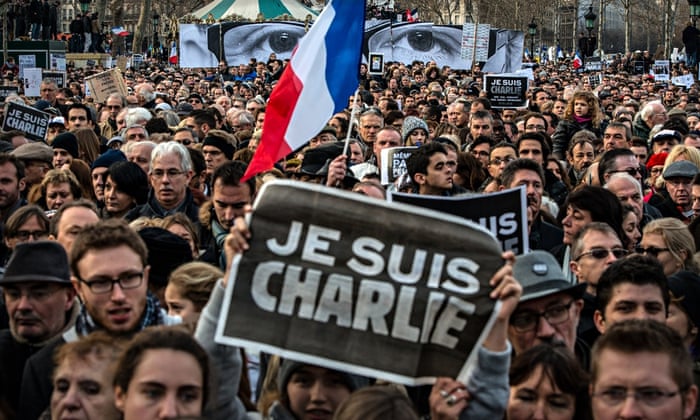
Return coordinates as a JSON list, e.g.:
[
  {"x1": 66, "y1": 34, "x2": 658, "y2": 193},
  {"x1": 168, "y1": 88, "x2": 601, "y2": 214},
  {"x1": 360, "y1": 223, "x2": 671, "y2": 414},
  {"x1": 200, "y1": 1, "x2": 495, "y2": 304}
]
[
  {"x1": 109, "y1": 0, "x2": 124, "y2": 56},
  {"x1": 132, "y1": 0, "x2": 151, "y2": 55},
  {"x1": 625, "y1": 0, "x2": 631, "y2": 53}
]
